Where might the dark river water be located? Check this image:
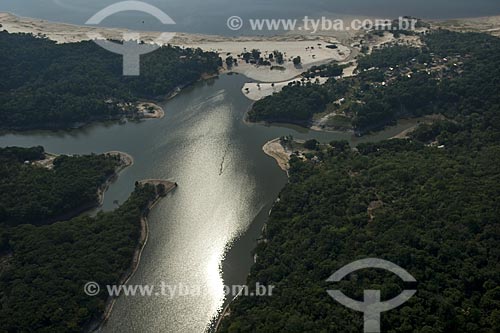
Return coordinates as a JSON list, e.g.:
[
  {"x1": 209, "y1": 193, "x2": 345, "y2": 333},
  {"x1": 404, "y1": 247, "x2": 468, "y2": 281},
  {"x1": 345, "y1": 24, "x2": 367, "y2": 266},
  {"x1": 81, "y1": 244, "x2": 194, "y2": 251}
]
[
  {"x1": 1, "y1": 0, "x2": 500, "y2": 35},
  {"x1": 0, "y1": 74, "x2": 420, "y2": 332}
]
